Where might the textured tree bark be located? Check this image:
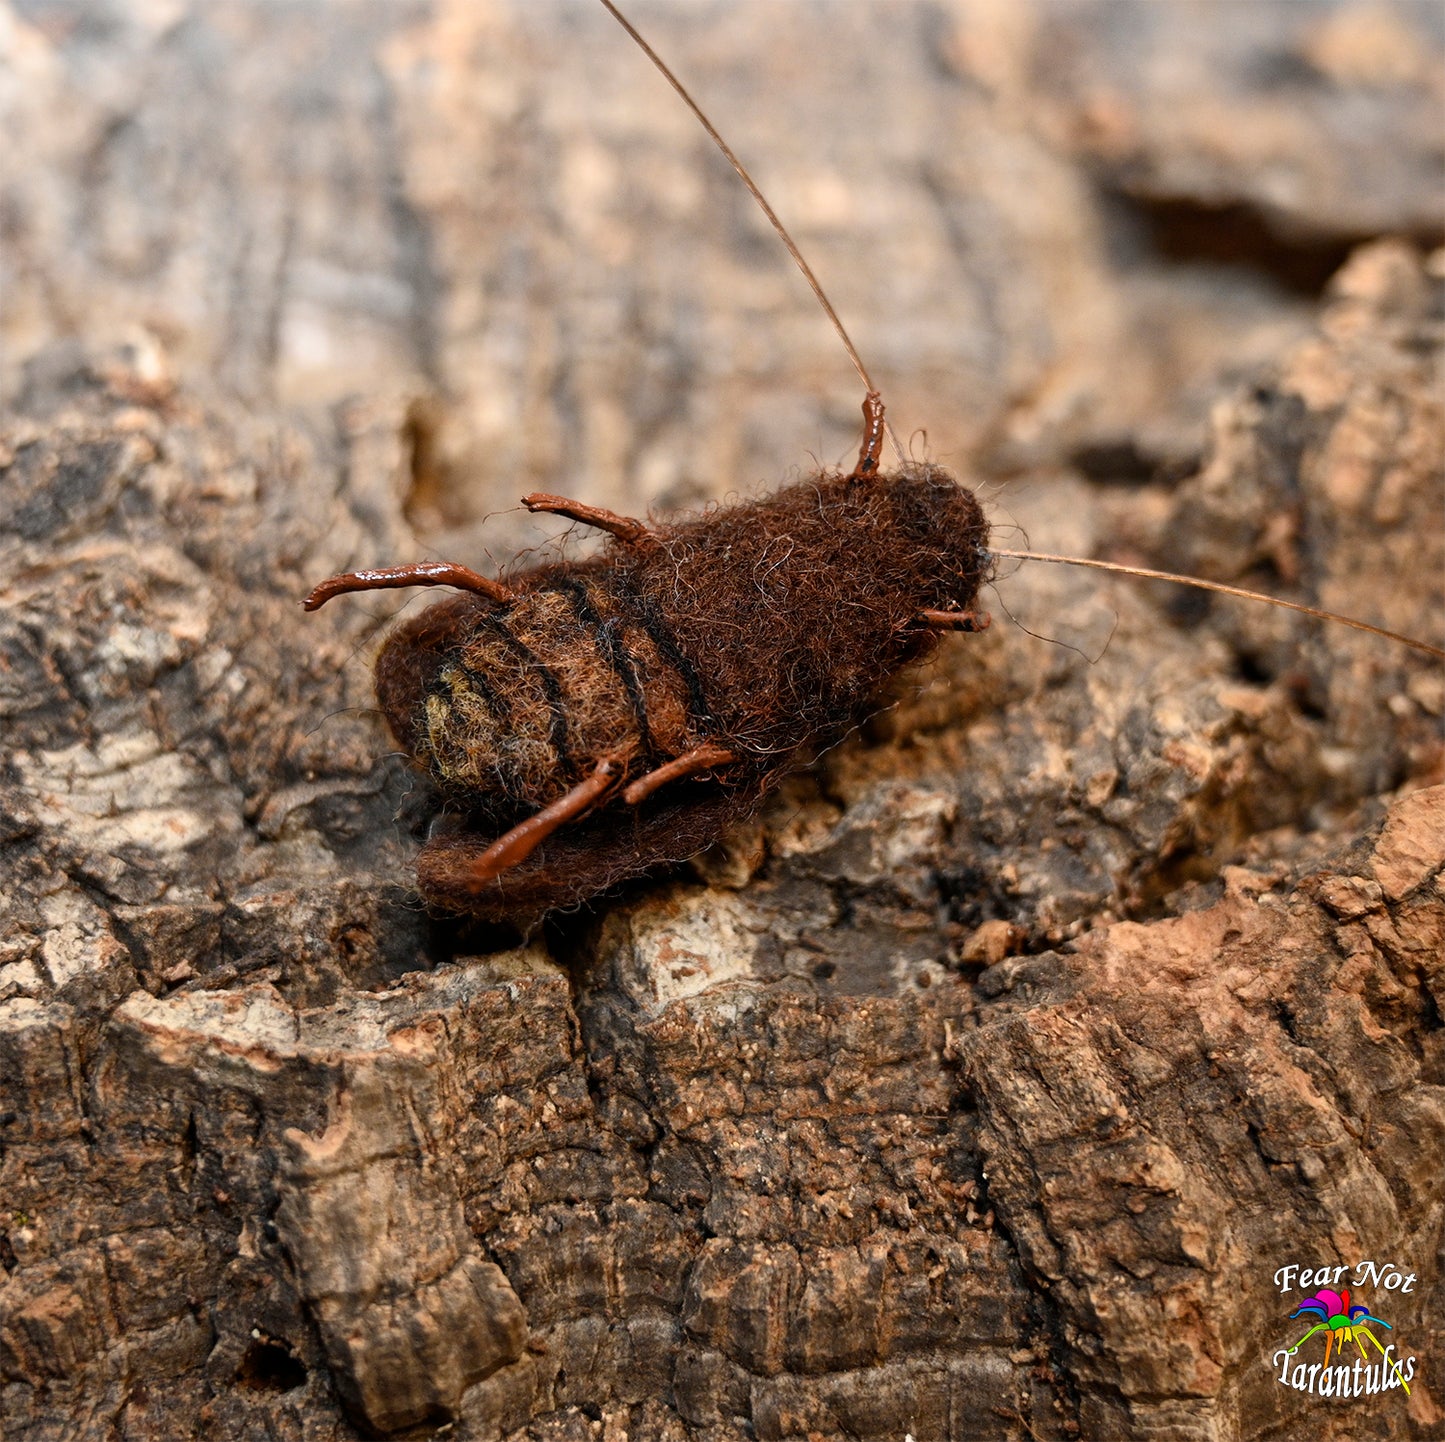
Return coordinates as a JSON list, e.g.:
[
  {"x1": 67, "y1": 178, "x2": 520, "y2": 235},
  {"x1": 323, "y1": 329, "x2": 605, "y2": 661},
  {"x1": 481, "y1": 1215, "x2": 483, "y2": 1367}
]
[{"x1": 2, "y1": 3, "x2": 1442, "y2": 1440}]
